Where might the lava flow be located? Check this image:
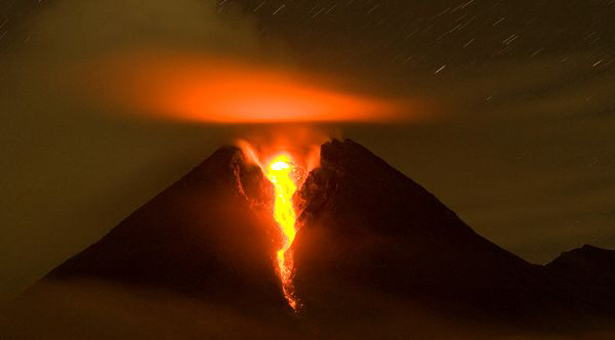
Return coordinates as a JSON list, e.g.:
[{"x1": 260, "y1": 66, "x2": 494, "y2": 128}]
[
  {"x1": 237, "y1": 135, "x2": 321, "y2": 310},
  {"x1": 264, "y1": 153, "x2": 301, "y2": 310}
]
